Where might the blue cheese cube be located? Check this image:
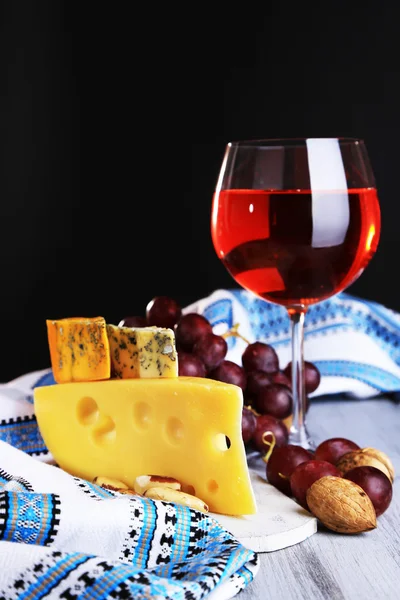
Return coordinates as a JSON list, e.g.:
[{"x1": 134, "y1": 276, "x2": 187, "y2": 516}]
[{"x1": 106, "y1": 324, "x2": 178, "y2": 378}]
